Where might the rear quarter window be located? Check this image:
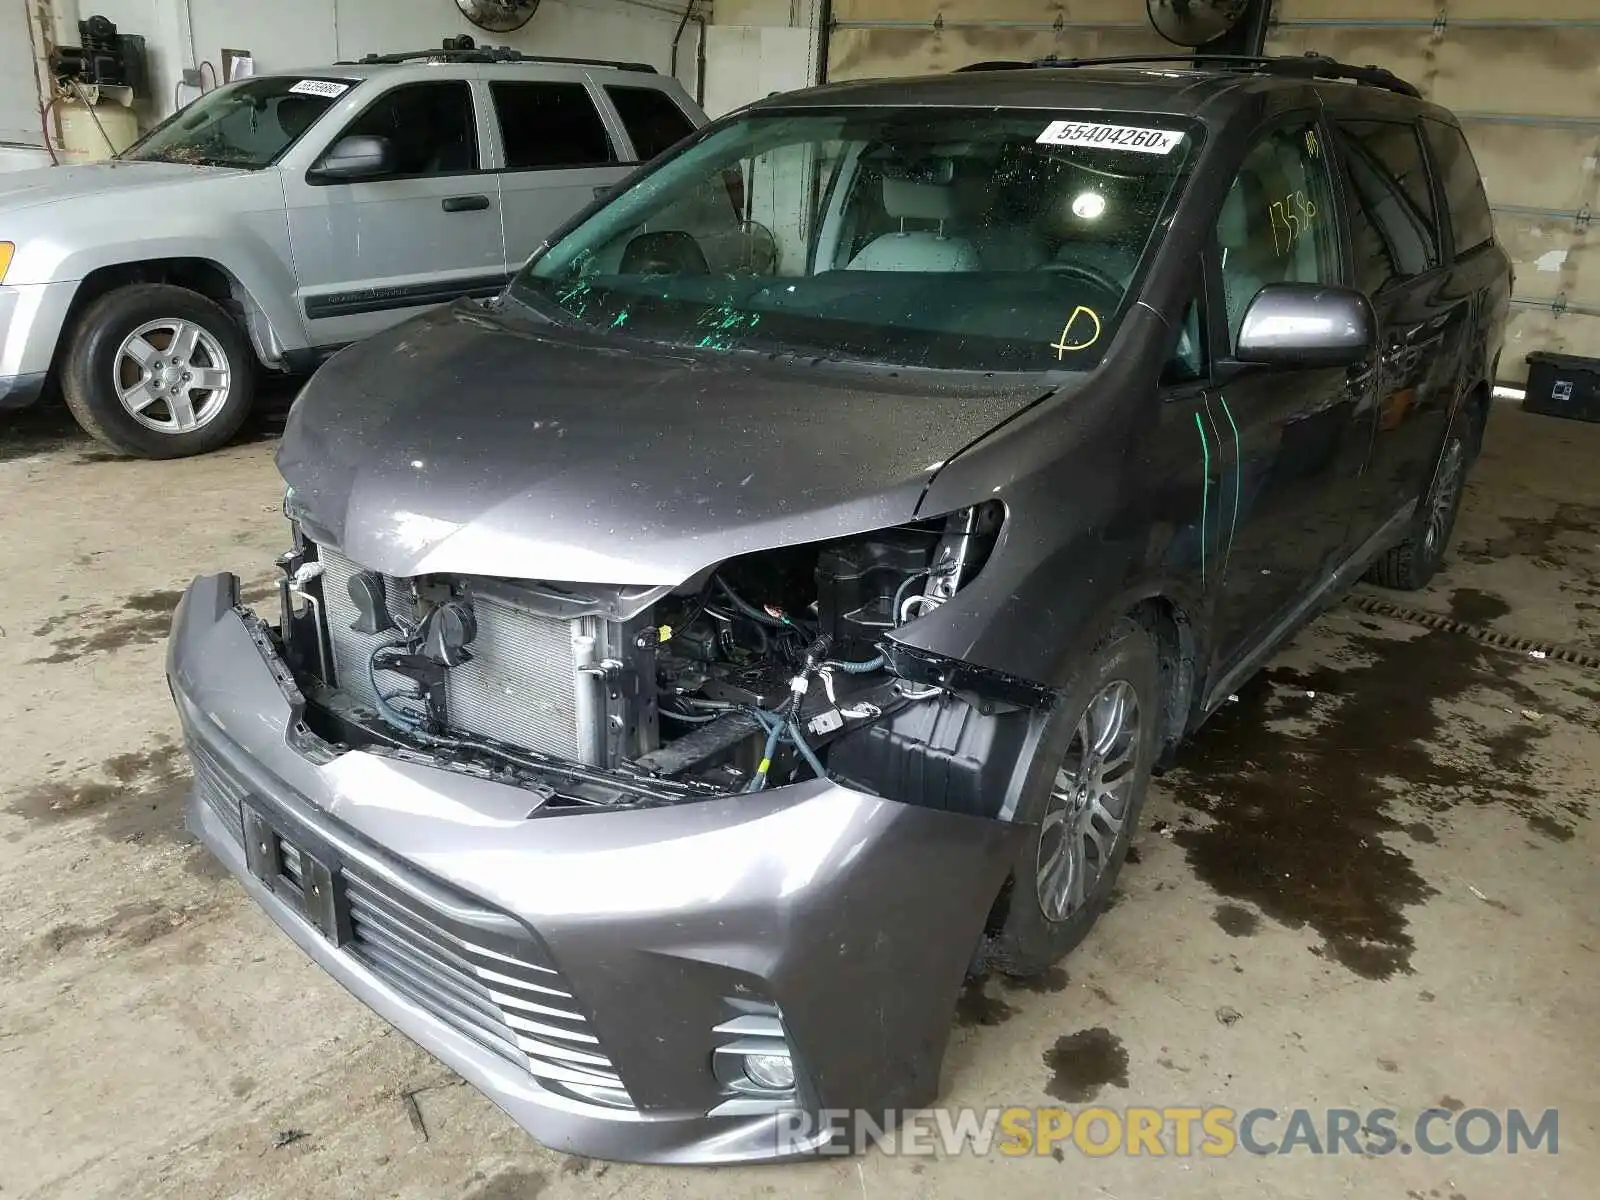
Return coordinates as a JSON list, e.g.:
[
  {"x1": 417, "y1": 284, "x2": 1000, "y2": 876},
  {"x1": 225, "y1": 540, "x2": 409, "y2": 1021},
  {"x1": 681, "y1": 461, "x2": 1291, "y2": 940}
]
[
  {"x1": 1423, "y1": 119, "x2": 1495, "y2": 254},
  {"x1": 605, "y1": 86, "x2": 696, "y2": 162}
]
